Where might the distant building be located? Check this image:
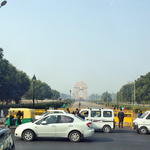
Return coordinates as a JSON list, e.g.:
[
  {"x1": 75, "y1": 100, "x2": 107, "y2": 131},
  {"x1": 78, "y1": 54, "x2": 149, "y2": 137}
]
[{"x1": 73, "y1": 81, "x2": 88, "y2": 100}]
